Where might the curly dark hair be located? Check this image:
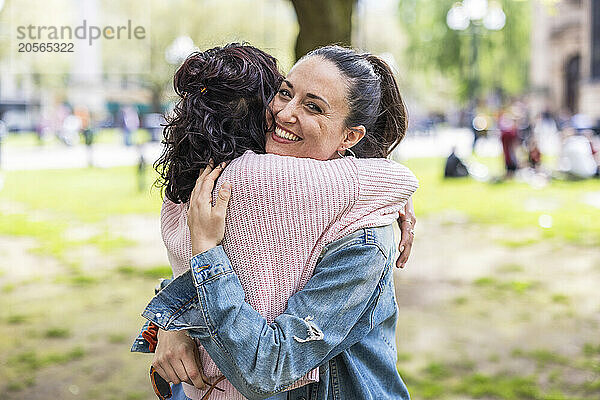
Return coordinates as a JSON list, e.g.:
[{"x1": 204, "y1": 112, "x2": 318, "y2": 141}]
[{"x1": 154, "y1": 43, "x2": 283, "y2": 204}]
